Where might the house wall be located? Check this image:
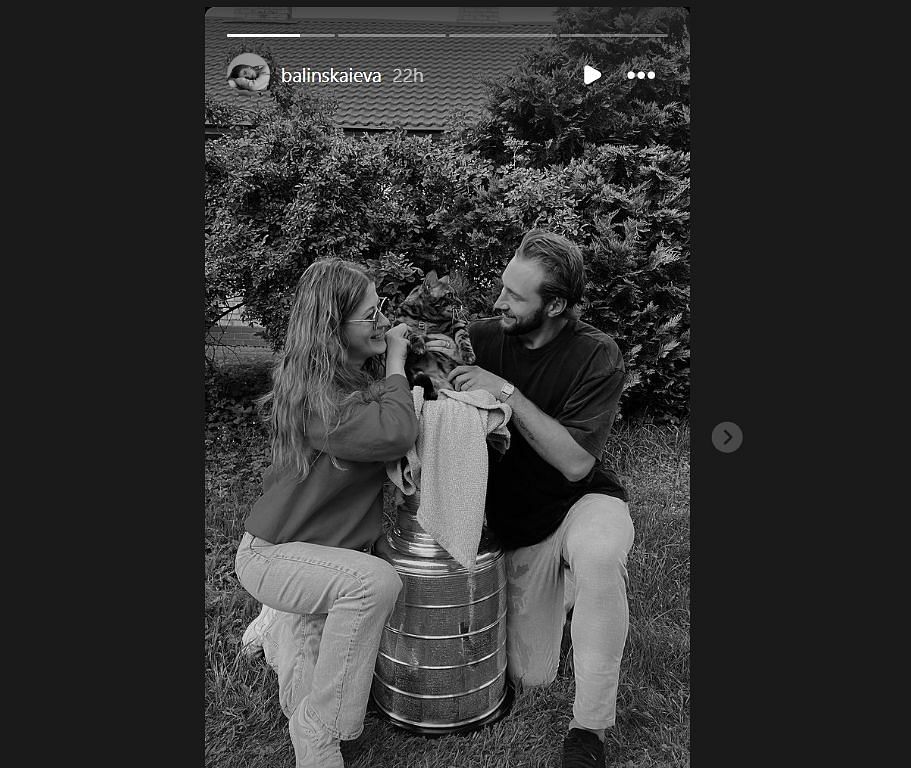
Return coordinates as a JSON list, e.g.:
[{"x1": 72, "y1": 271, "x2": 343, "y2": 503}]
[
  {"x1": 457, "y1": 7, "x2": 501, "y2": 23},
  {"x1": 207, "y1": 323, "x2": 270, "y2": 348},
  {"x1": 207, "y1": 296, "x2": 270, "y2": 348}
]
